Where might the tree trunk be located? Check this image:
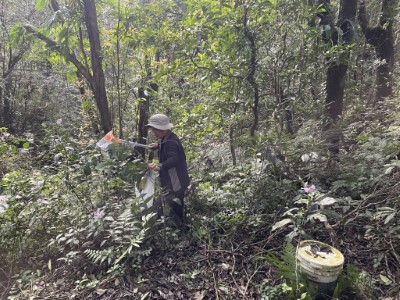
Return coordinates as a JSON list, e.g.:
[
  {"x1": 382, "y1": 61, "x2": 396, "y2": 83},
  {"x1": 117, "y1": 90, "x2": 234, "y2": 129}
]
[
  {"x1": 358, "y1": 0, "x2": 397, "y2": 104},
  {"x1": 24, "y1": 0, "x2": 112, "y2": 134},
  {"x1": 230, "y1": 104, "x2": 238, "y2": 166},
  {"x1": 243, "y1": 7, "x2": 259, "y2": 139},
  {"x1": 276, "y1": 83, "x2": 294, "y2": 135},
  {"x1": 77, "y1": 72, "x2": 100, "y2": 134},
  {"x1": 320, "y1": 0, "x2": 357, "y2": 154},
  {"x1": 0, "y1": 46, "x2": 25, "y2": 131},
  {"x1": 82, "y1": 0, "x2": 112, "y2": 134},
  {"x1": 137, "y1": 87, "x2": 149, "y2": 159},
  {"x1": 138, "y1": 53, "x2": 160, "y2": 160},
  {"x1": 2, "y1": 76, "x2": 13, "y2": 132},
  {"x1": 325, "y1": 0, "x2": 357, "y2": 121}
]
